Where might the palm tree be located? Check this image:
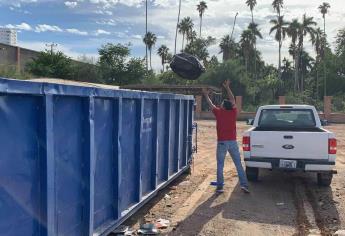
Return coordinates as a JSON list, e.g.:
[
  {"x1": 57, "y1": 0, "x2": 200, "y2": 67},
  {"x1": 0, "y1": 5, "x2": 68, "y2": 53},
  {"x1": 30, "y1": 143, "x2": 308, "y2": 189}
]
[
  {"x1": 187, "y1": 30, "x2": 197, "y2": 44},
  {"x1": 300, "y1": 50, "x2": 315, "y2": 91},
  {"x1": 272, "y1": 0, "x2": 283, "y2": 17},
  {"x1": 178, "y1": 17, "x2": 194, "y2": 51},
  {"x1": 245, "y1": 0, "x2": 258, "y2": 78},
  {"x1": 287, "y1": 19, "x2": 301, "y2": 92},
  {"x1": 311, "y1": 28, "x2": 325, "y2": 100},
  {"x1": 219, "y1": 35, "x2": 232, "y2": 61},
  {"x1": 318, "y1": 2, "x2": 330, "y2": 96},
  {"x1": 270, "y1": 15, "x2": 289, "y2": 80},
  {"x1": 248, "y1": 23, "x2": 262, "y2": 70},
  {"x1": 197, "y1": 1, "x2": 207, "y2": 37},
  {"x1": 246, "y1": 0, "x2": 257, "y2": 23},
  {"x1": 248, "y1": 22, "x2": 262, "y2": 43},
  {"x1": 157, "y1": 45, "x2": 169, "y2": 72},
  {"x1": 240, "y1": 29, "x2": 252, "y2": 71},
  {"x1": 297, "y1": 14, "x2": 316, "y2": 91},
  {"x1": 143, "y1": 32, "x2": 157, "y2": 70}
]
